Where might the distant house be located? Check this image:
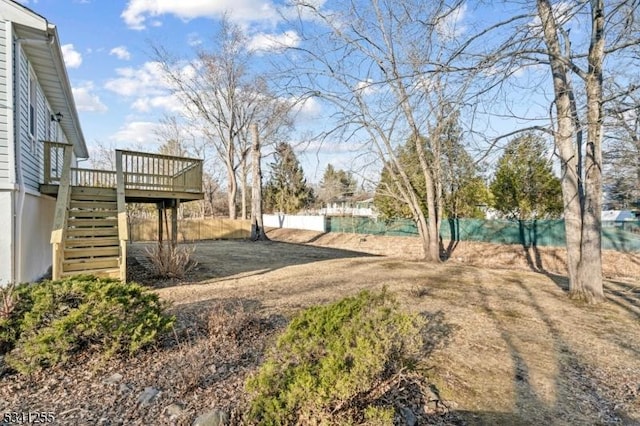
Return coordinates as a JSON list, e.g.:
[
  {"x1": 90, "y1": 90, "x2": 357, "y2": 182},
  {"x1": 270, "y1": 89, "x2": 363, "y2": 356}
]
[
  {"x1": 320, "y1": 196, "x2": 378, "y2": 218},
  {"x1": 601, "y1": 210, "x2": 638, "y2": 223},
  {"x1": 1, "y1": 0, "x2": 88, "y2": 284}
]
